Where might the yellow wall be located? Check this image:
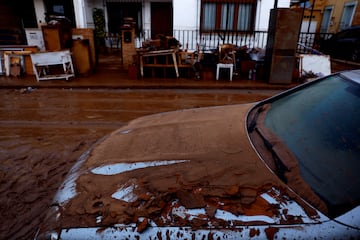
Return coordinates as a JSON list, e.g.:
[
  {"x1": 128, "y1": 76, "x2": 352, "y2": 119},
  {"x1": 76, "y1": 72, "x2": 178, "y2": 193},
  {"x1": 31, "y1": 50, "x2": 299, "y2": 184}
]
[
  {"x1": 296, "y1": 0, "x2": 359, "y2": 33},
  {"x1": 322, "y1": 0, "x2": 358, "y2": 33},
  {"x1": 353, "y1": 2, "x2": 360, "y2": 25}
]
